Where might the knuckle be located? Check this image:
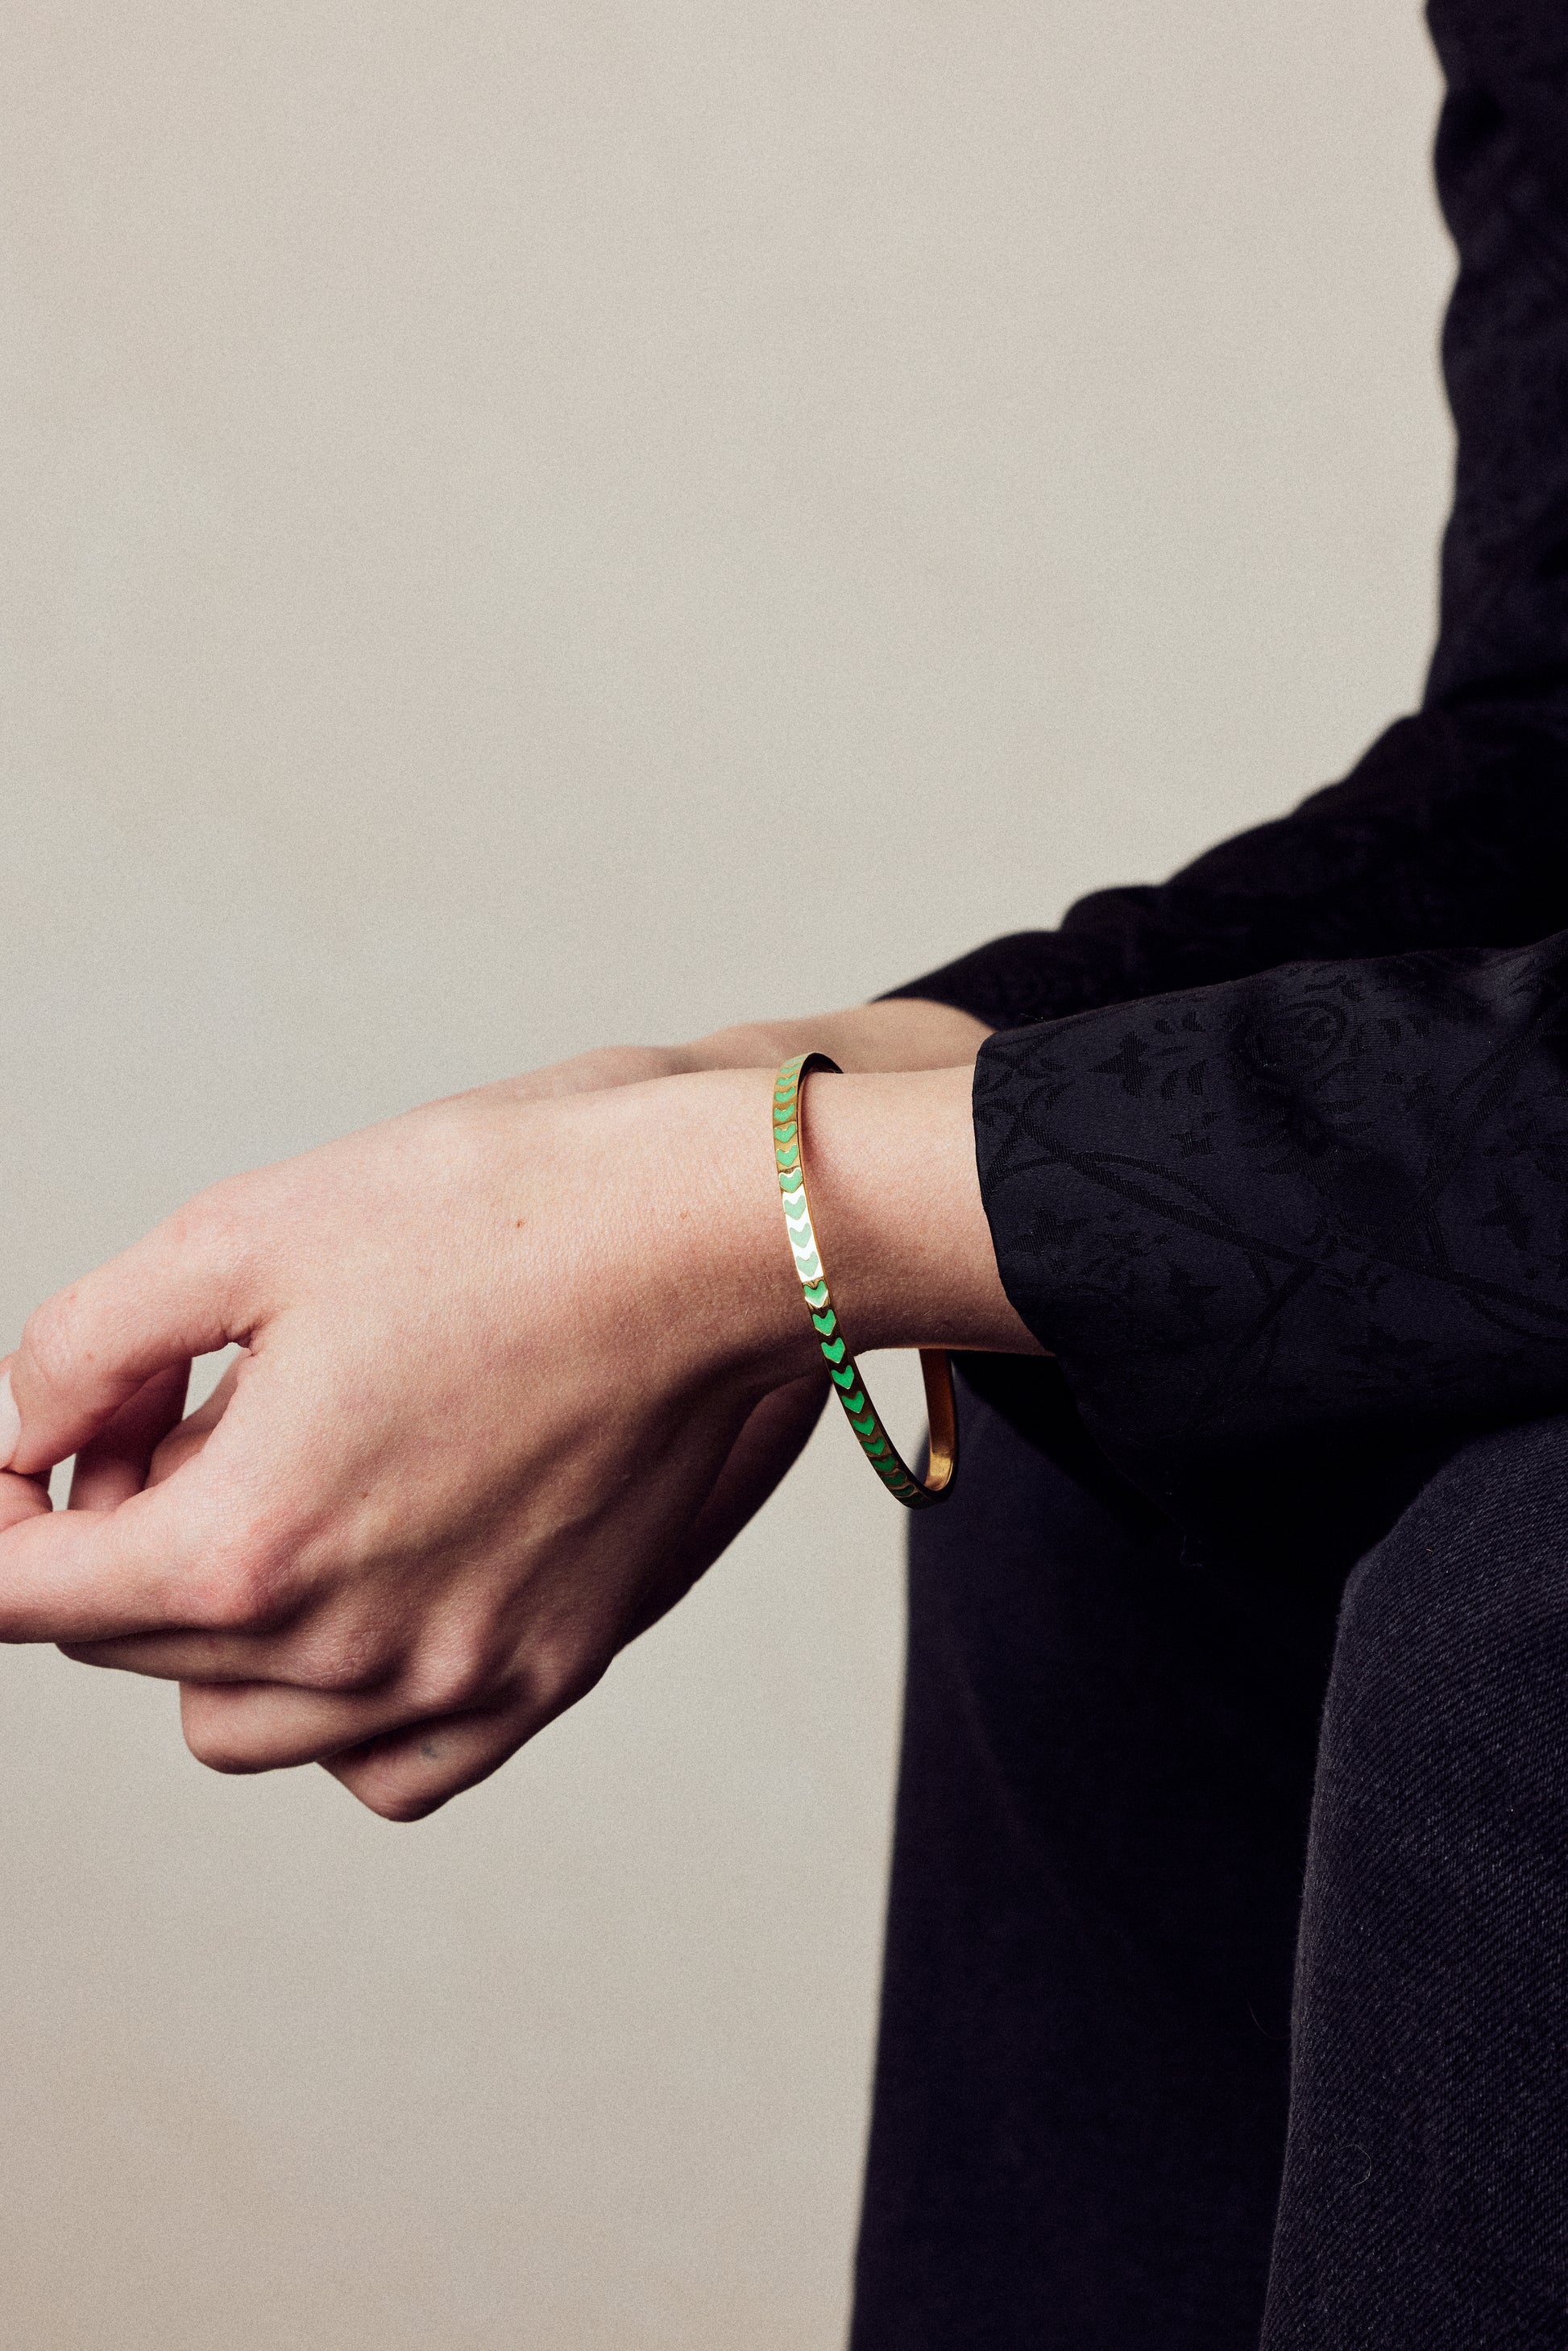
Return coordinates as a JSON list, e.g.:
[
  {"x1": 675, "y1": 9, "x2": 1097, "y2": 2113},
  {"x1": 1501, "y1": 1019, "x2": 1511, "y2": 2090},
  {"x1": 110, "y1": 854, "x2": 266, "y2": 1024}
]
[
  {"x1": 166, "y1": 1189, "x2": 259, "y2": 1323},
  {"x1": 527, "y1": 1633, "x2": 605, "y2": 1724},
  {"x1": 187, "y1": 1735, "x2": 257, "y2": 1777},
  {"x1": 181, "y1": 1702, "x2": 260, "y2": 1777},
  {"x1": 366, "y1": 1786, "x2": 445, "y2": 1826},
  {"x1": 302, "y1": 1636, "x2": 391, "y2": 1696},
  {"x1": 193, "y1": 1563, "x2": 272, "y2": 1632},
  {"x1": 190, "y1": 1526, "x2": 296, "y2": 1632},
  {"x1": 158, "y1": 1193, "x2": 220, "y2": 1258},
  {"x1": 415, "y1": 1641, "x2": 495, "y2": 1717},
  {"x1": 21, "y1": 1292, "x2": 89, "y2": 1403}
]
